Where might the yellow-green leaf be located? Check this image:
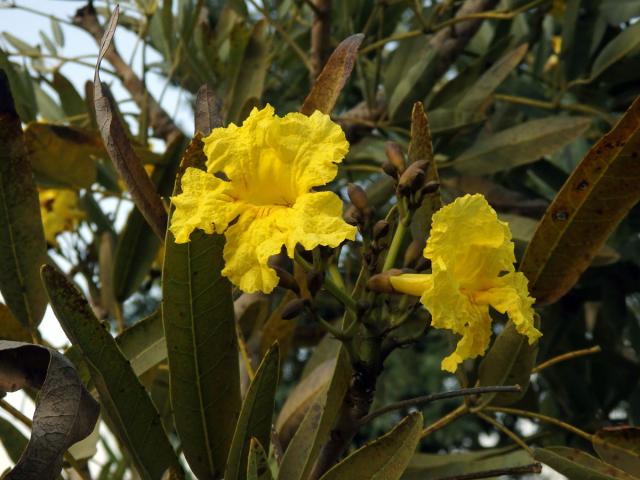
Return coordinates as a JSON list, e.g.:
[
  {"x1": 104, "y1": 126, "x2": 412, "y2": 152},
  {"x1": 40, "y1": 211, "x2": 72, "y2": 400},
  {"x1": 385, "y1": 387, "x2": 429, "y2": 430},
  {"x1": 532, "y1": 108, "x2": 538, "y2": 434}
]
[
  {"x1": 593, "y1": 427, "x2": 640, "y2": 477},
  {"x1": 535, "y1": 447, "x2": 637, "y2": 480}
]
